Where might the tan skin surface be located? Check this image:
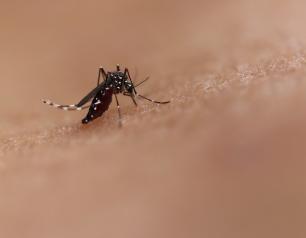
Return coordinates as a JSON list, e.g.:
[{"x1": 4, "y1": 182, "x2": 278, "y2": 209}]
[{"x1": 1, "y1": 0, "x2": 306, "y2": 237}]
